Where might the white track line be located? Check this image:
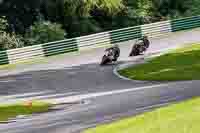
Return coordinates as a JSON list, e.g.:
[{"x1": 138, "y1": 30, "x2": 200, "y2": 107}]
[
  {"x1": 0, "y1": 91, "x2": 52, "y2": 100},
  {"x1": 48, "y1": 84, "x2": 169, "y2": 104},
  {"x1": 0, "y1": 92, "x2": 79, "y2": 104},
  {"x1": 0, "y1": 79, "x2": 16, "y2": 83},
  {"x1": 0, "y1": 97, "x2": 178, "y2": 133}
]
